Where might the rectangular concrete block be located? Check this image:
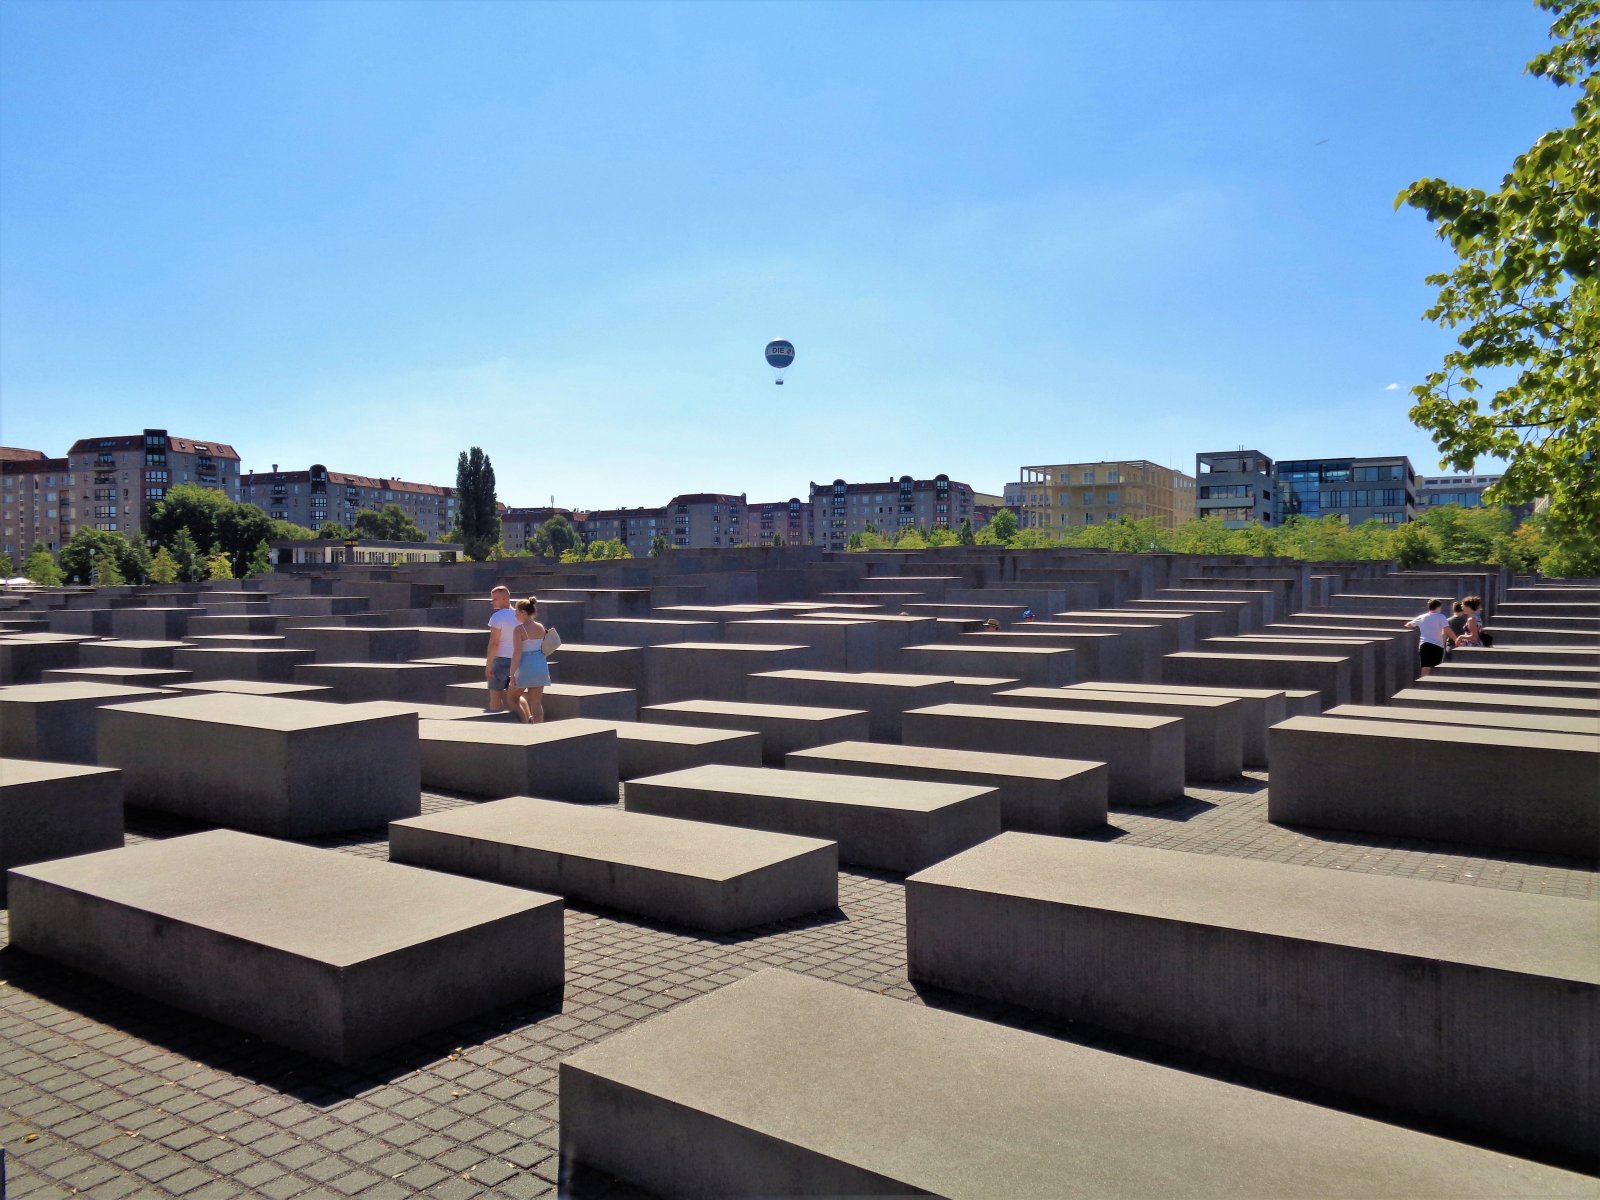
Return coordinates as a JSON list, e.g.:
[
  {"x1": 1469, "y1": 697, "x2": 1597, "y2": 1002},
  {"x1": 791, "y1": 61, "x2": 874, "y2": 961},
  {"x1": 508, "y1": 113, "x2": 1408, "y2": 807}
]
[
  {"x1": 624, "y1": 764, "x2": 1000, "y2": 873},
  {"x1": 1163, "y1": 650, "x2": 1350, "y2": 709},
  {"x1": 787, "y1": 740, "x2": 1107, "y2": 835},
  {"x1": 78, "y1": 639, "x2": 189, "y2": 670},
  {"x1": 642, "y1": 700, "x2": 872, "y2": 766},
  {"x1": 1268, "y1": 716, "x2": 1599, "y2": 858},
  {"x1": 640, "y1": 643, "x2": 812, "y2": 705},
  {"x1": 746, "y1": 670, "x2": 957, "y2": 743},
  {"x1": 999, "y1": 686, "x2": 1244, "y2": 781},
  {"x1": 419, "y1": 717, "x2": 619, "y2": 802},
  {"x1": 899, "y1": 643, "x2": 1077, "y2": 687},
  {"x1": 174, "y1": 646, "x2": 318, "y2": 683},
  {"x1": 723, "y1": 619, "x2": 878, "y2": 671},
  {"x1": 0, "y1": 682, "x2": 174, "y2": 764},
  {"x1": 906, "y1": 834, "x2": 1600, "y2": 1161},
  {"x1": 284, "y1": 625, "x2": 421, "y2": 662},
  {"x1": 1390, "y1": 687, "x2": 1600, "y2": 717},
  {"x1": 582, "y1": 720, "x2": 764, "y2": 779},
  {"x1": 0, "y1": 635, "x2": 90, "y2": 684},
  {"x1": 390, "y1": 796, "x2": 837, "y2": 933},
  {"x1": 7, "y1": 830, "x2": 562, "y2": 1064},
  {"x1": 1324, "y1": 703, "x2": 1600, "y2": 737},
  {"x1": 292, "y1": 662, "x2": 460, "y2": 704},
  {"x1": 107, "y1": 606, "x2": 197, "y2": 641},
  {"x1": 168, "y1": 678, "x2": 334, "y2": 699},
  {"x1": 584, "y1": 618, "x2": 722, "y2": 646},
  {"x1": 98, "y1": 694, "x2": 420, "y2": 836},
  {"x1": 558, "y1": 969, "x2": 1590, "y2": 1198},
  {"x1": 0, "y1": 759, "x2": 123, "y2": 903},
  {"x1": 42, "y1": 666, "x2": 194, "y2": 688},
  {"x1": 545, "y1": 644, "x2": 644, "y2": 692},
  {"x1": 414, "y1": 626, "x2": 490, "y2": 658},
  {"x1": 902, "y1": 703, "x2": 1185, "y2": 806}
]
